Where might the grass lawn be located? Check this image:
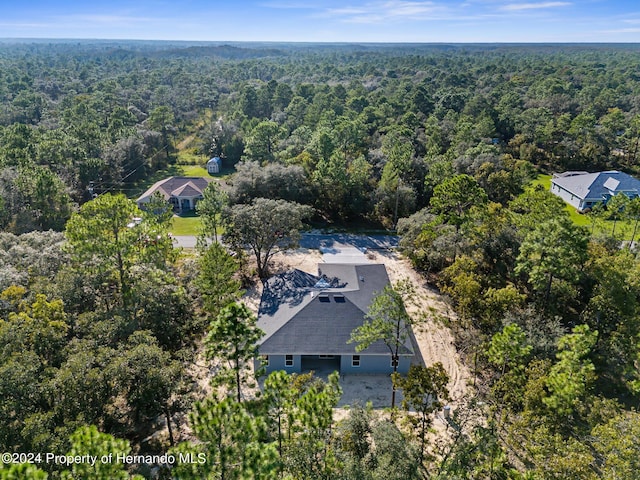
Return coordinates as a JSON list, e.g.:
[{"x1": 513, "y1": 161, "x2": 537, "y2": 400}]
[
  {"x1": 129, "y1": 164, "x2": 184, "y2": 198},
  {"x1": 130, "y1": 132, "x2": 228, "y2": 237},
  {"x1": 179, "y1": 165, "x2": 209, "y2": 177},
  {"x1": 176, "y1": 148, "x2": 211, "y2": 177},
  {"x1": 531, "y1": 173, "x2": 552, "y2": 190},
  {"x1": 531, "y1": 174, "x2": 635, "y2": 239},
  {"x1": 170, "y1": 215, "x2": 202, "y2": 236},
  {"x1": 169, "y1": 212, "x2": 224, "y2": 237},
  {"x1": 177, "y1": 148, "x2": 207, "y2": 164}
]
